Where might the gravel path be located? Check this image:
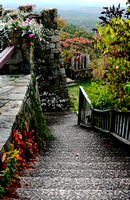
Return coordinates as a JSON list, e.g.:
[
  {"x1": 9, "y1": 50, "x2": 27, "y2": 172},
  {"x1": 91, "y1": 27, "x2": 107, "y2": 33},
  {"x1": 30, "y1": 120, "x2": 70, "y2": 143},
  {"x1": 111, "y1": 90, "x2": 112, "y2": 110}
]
[{"x1": 17, "y1": 112, "x2": 130, "y2": 200}]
